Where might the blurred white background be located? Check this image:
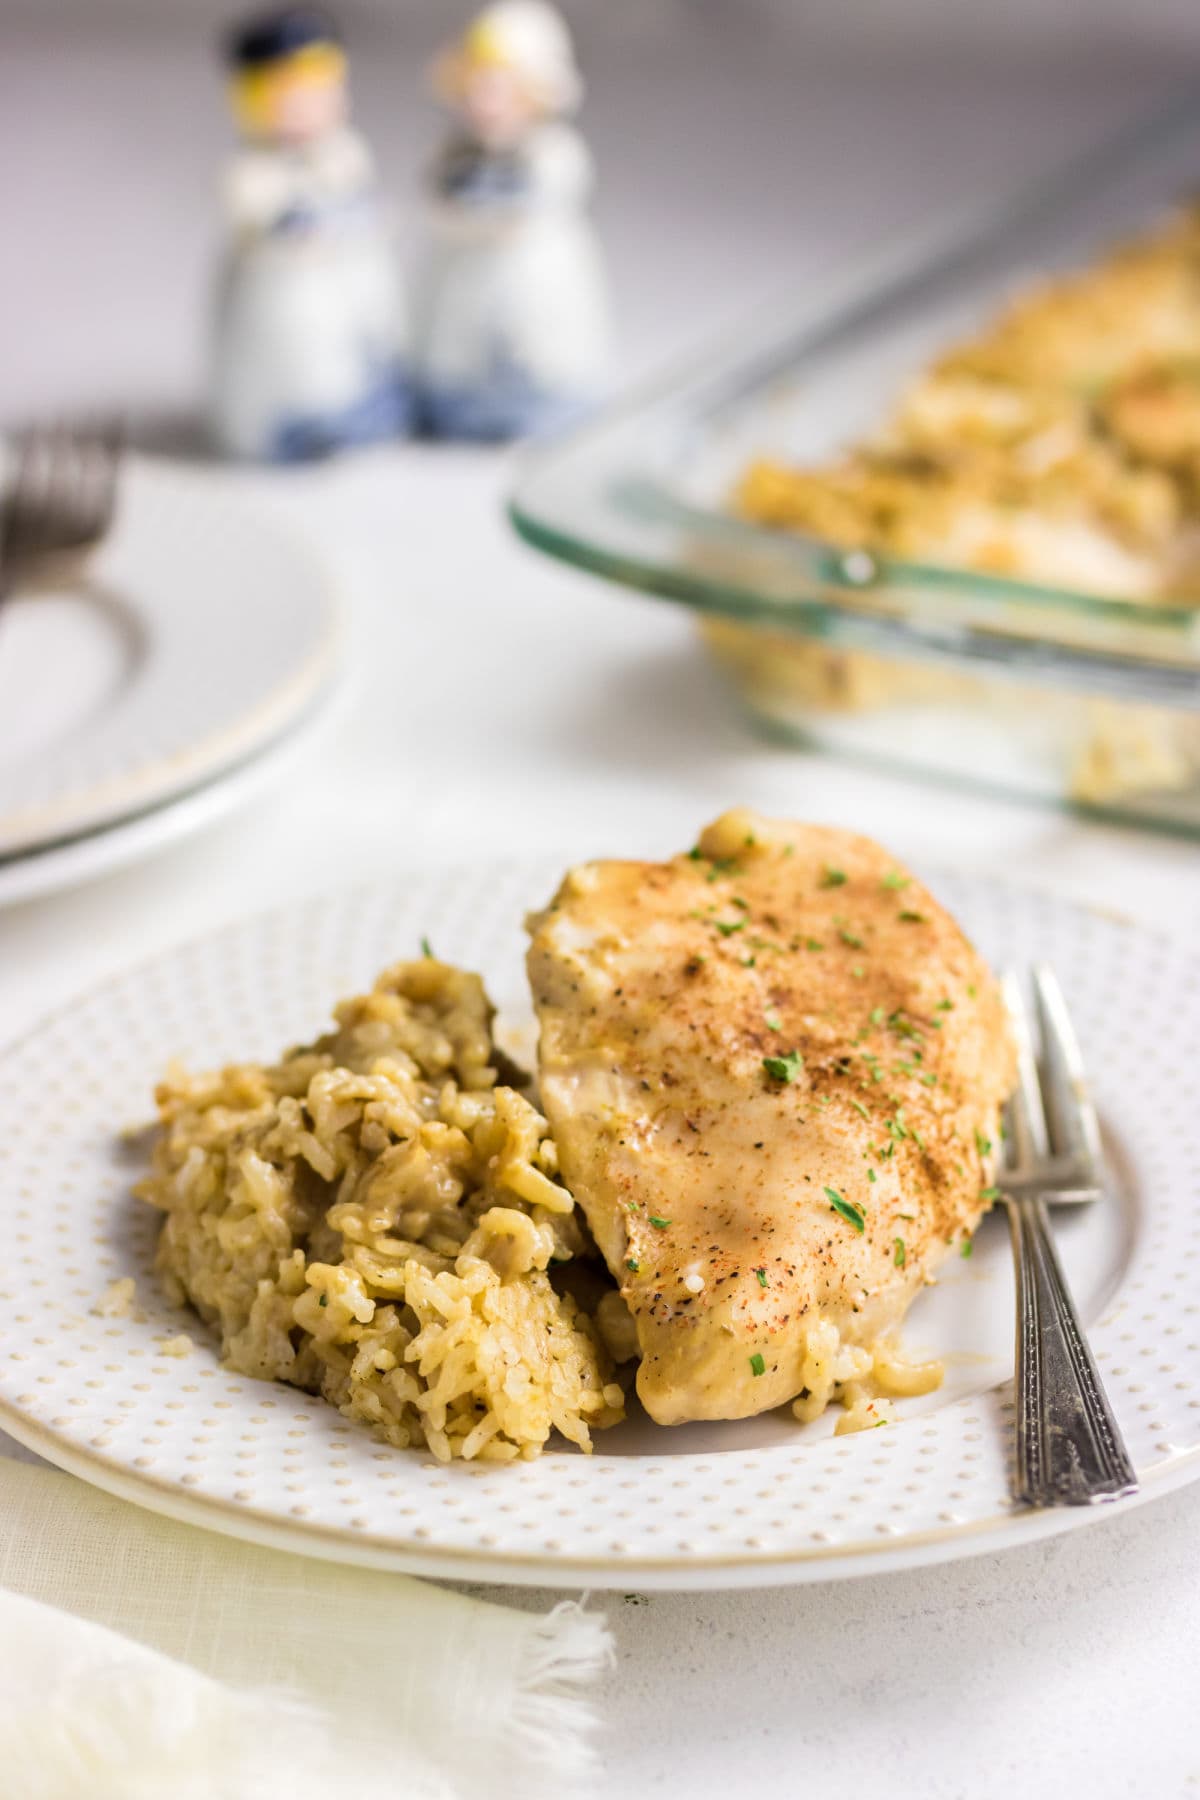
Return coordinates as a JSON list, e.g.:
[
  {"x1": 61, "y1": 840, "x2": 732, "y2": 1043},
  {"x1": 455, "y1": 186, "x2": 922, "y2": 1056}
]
[
  {"x1": 0, "y1": 0, "x2": 1189, "y2": 419},
  {"x1": 7, "y1": 0, "x2": 1200, "y2": 48}
]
